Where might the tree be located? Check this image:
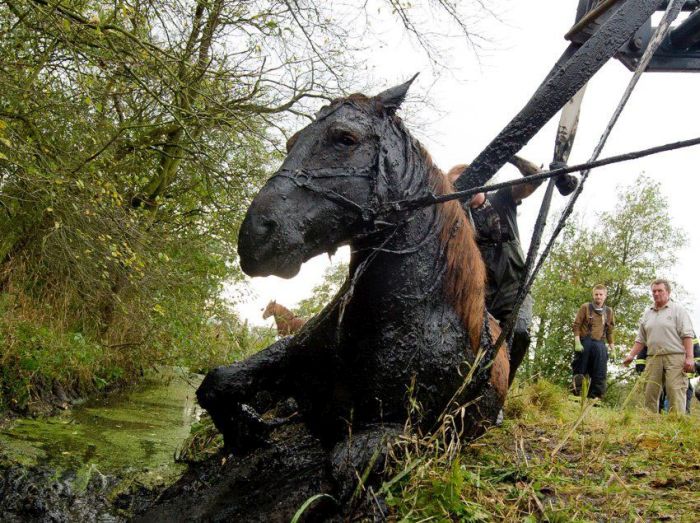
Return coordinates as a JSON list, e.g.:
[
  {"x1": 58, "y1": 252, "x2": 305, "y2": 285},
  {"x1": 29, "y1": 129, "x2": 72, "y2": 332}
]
[
  {"x1": 295, "y1": 260, "x2": 348, "y2": 318},
  {"x1": 527, "y1": 176, "x2": 687, "y2": 384}
]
